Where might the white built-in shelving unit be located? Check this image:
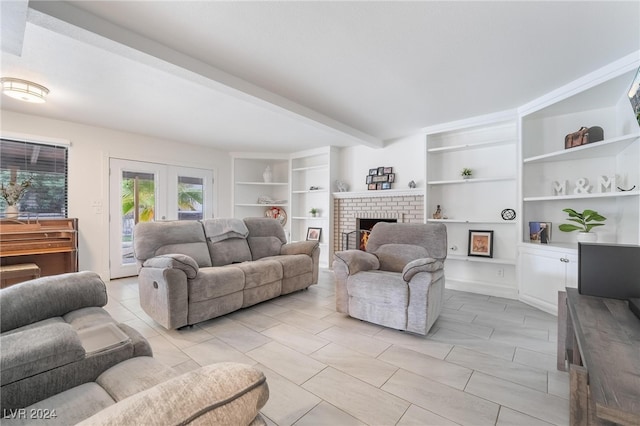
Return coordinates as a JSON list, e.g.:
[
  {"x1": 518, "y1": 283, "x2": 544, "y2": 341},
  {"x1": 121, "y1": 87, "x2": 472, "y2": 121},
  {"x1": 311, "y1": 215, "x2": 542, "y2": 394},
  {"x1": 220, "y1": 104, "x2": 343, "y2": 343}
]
[
  {"x1": 518, "y1": 53, "x2": 640, "y2": 314},
  {"x1": 425, "y1": 113, "x2": 519, "y2": 298}
]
